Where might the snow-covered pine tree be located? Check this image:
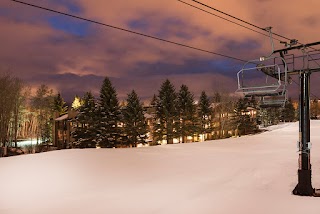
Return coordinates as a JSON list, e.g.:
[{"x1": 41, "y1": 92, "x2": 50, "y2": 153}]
[
  {"x1": 53, "y1": 92, "x2": 68, "y2": 116},
  {"x1": 258, "y1": 105, "x2": 282, "y2": 127},
  {"x1": 177, "y1": 84, "x2": 197, "y2": 143},
  {"x1": 72, "y1": 92, "x2": 97, "y2": 148},
  {"x1": 197, "y1": 91, "x2": 213, "y2": 141},
  {"x1": 122, "y1": 90, "x2": 148, "y2": 147},
  {"x1": 153, "y1": 79, "x2": 178, "y2": 144},
  {"x1": 97, "y1": 77, "x2": 121, "y2": 148}
]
